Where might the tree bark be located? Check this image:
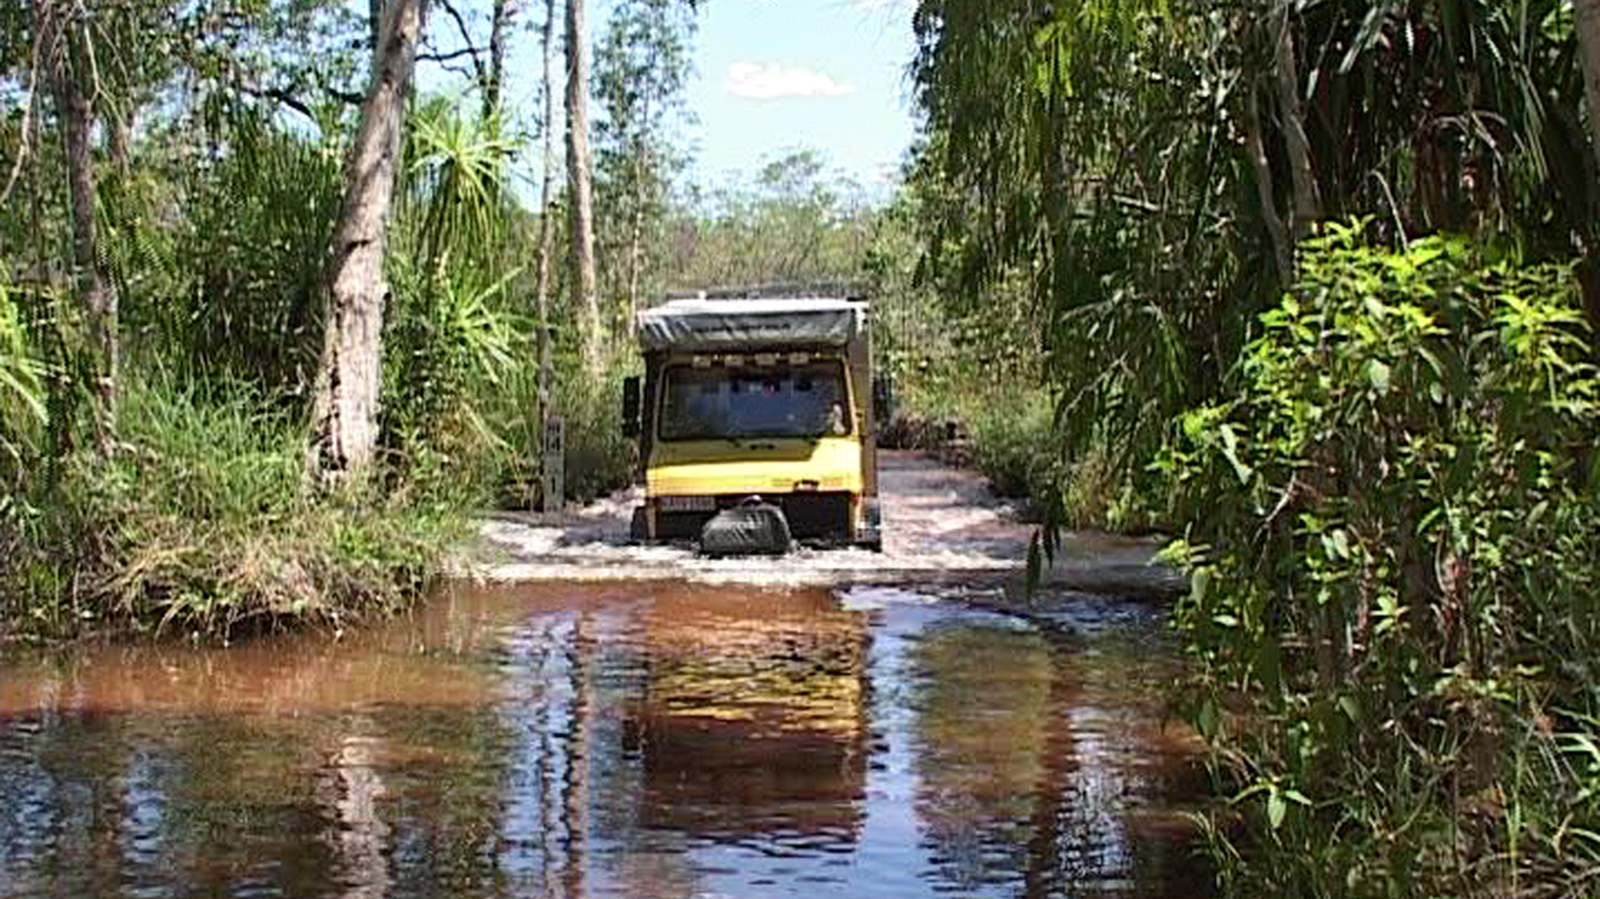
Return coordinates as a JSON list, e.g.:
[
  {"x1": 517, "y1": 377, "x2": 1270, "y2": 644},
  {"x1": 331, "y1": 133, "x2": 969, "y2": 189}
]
[
  {"x1": 1578, "y1": 0, "x2": 1600, "y2": 177},
  {"x1": 45, "y1": 3, "x2": 118, "y2": 452},
  {"x1": 565, "y1": 0, "x2": 601, "y2": 375},
  {"x1": 308, "y1": 0, "x2": 429, "y2": 486},
  {"x1": 1272, "y1": 0, "x2": 1320, "y2": 239},
  {"x1": 483, "y1": 0, "x2": 516, "y2": 122},
  {"x1": 626, "y1": 137, "x2": 647, "y2": 325},
  {"x1": 1574, "y1": 0, "x2": 1600, "y2": 326},
  {"x1": 533, "y1": 0, "x2": 558, "y2": 511},
  {"x1": 1243, "y1": 80, "x2": 1293, "y2": 288}
]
